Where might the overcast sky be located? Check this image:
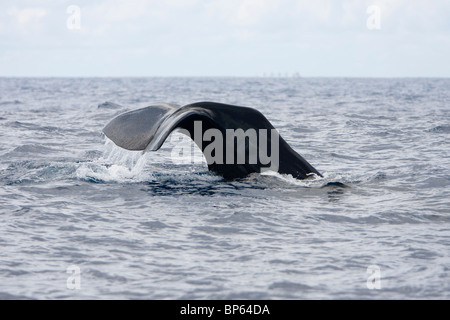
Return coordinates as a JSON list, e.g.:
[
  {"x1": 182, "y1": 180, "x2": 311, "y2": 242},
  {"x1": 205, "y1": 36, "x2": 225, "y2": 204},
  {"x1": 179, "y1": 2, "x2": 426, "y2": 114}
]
[{"x1": 1, "y1": 0, "x2": 449, "y2": 77}]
